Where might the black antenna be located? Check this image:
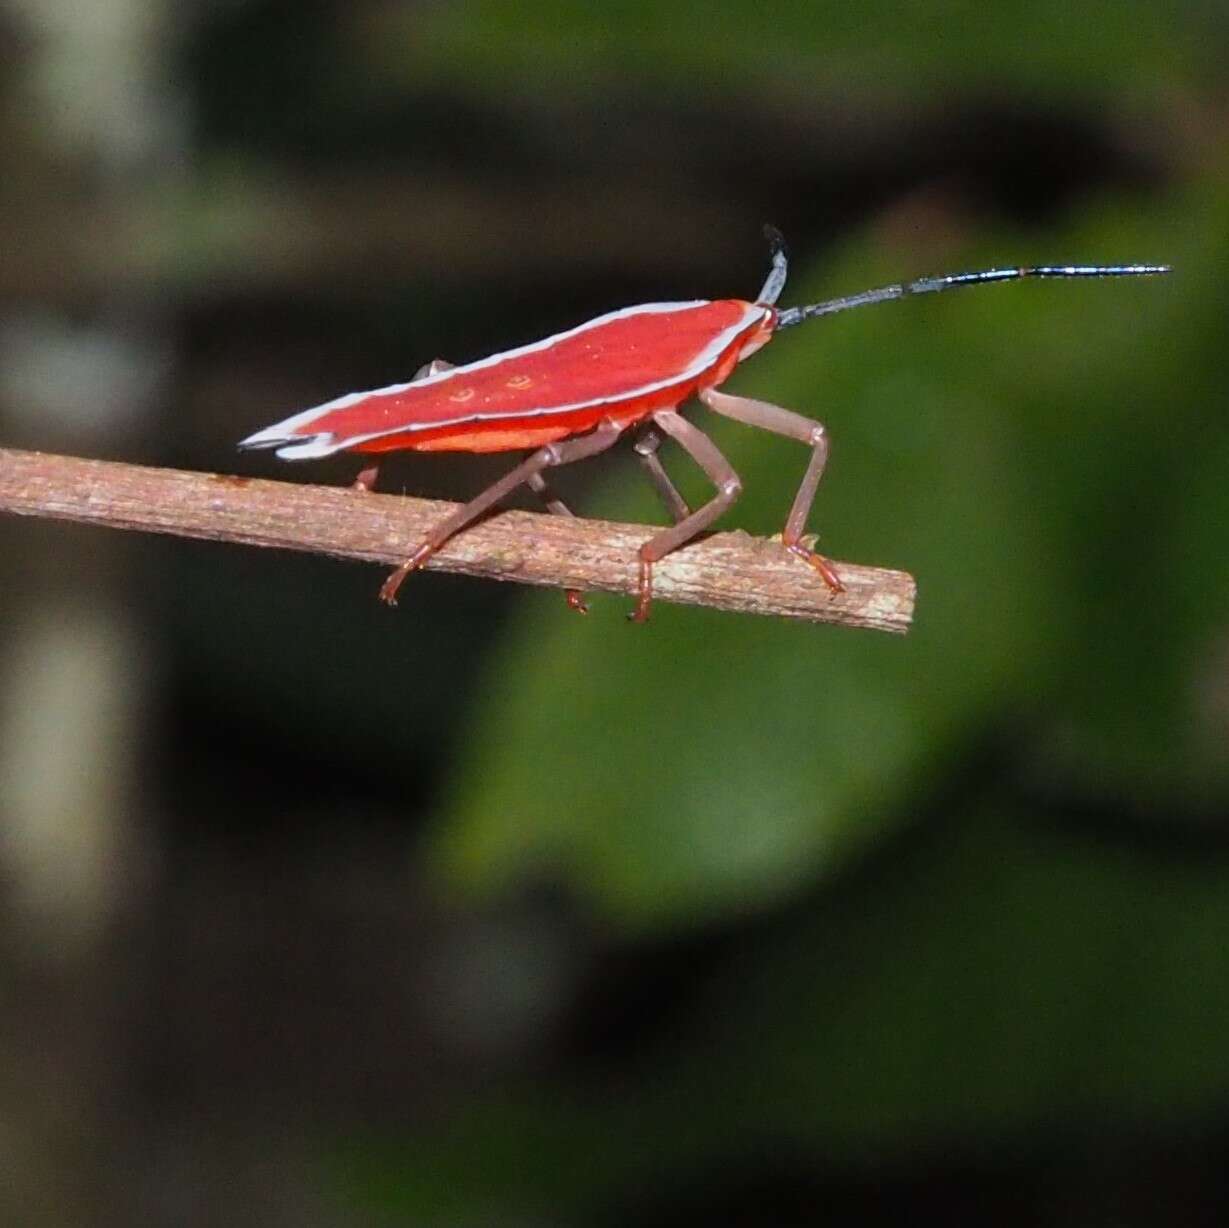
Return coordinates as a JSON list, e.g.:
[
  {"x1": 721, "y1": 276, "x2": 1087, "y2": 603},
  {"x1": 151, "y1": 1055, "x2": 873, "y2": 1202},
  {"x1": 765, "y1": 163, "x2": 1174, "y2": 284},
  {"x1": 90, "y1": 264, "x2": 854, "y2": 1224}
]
[{"x1": 774, "y1": 263, "x2": 1171, "y2": 330}]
